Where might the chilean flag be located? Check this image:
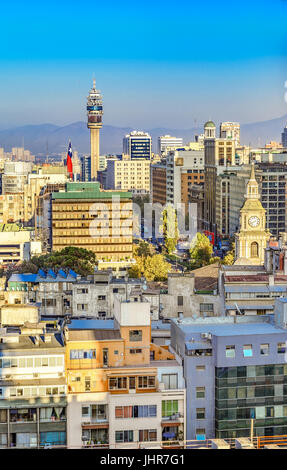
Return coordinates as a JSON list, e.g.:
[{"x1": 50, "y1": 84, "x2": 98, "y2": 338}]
[{"x1": 66, "y1": 141, "x2": 73, "y2": 179}]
